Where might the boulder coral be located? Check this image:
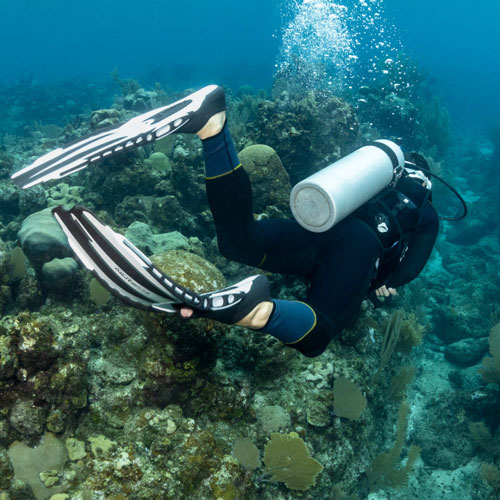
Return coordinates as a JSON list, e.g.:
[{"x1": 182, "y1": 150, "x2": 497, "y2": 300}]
[{"x1": 239, "y1": 144, "x2": 291, "y2": 215}]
